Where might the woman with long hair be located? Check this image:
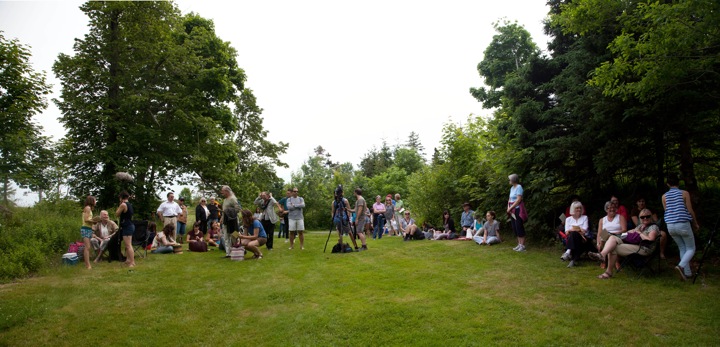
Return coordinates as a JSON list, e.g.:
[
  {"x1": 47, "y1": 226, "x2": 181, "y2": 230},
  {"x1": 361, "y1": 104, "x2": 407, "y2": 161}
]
[
  {"x1": 81, "y1": 195, "x2": 97, "y2": 269},
  {"x1": 152, "y1": 224, "x2": 179, "y2": 254},
  {"x1": 115, "y1": 191, "x2": 135, "y2": 266},
  {"x1": 240, "y1": 209, "x2": 268, "y2": 259}
]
